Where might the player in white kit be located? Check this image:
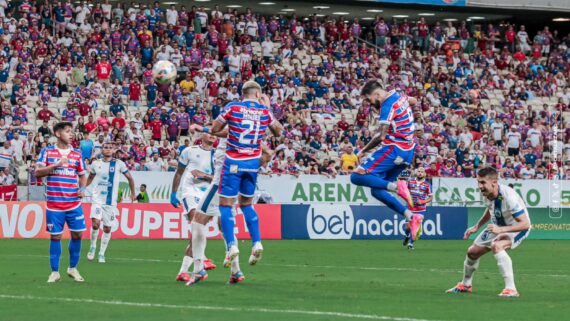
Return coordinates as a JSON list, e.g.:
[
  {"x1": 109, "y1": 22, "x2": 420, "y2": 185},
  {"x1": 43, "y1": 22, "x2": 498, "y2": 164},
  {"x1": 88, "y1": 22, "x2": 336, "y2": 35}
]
[
  {"x1": 447, "y1": 167, "x2": 531, "y2": 297},
  {"x1": 86, "y1": 142, "x2": 136, "y2": 263},
  {"x1": 171, "y1": 132, "x2": 219, "y2": 283}
]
